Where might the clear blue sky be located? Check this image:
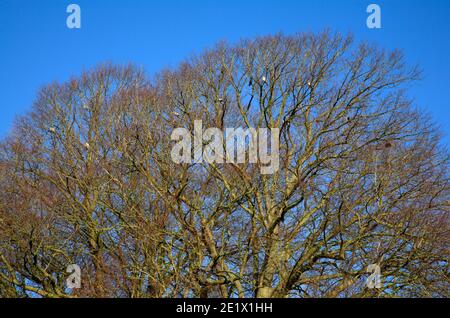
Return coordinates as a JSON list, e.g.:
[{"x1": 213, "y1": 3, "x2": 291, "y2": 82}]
[{"x1": 1, "y1": 0, "x2": 449, "y2": 143}]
